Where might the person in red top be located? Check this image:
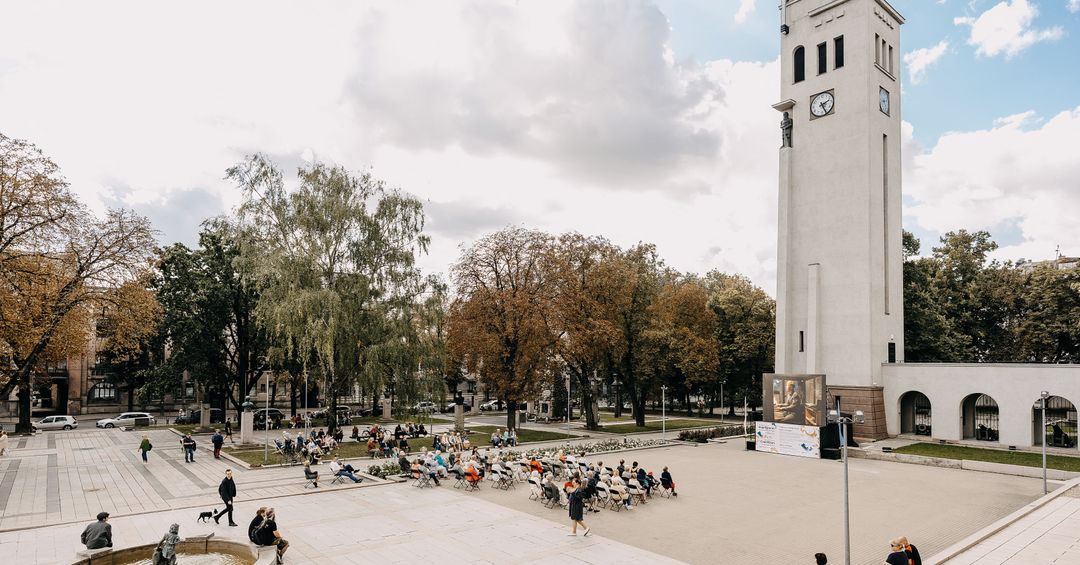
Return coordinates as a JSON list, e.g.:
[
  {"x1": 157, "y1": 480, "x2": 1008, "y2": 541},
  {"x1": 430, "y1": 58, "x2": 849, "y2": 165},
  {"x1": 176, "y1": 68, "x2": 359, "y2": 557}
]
[{"x1": 529, "y1": 457, "x2": 543, "y2": 474}]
